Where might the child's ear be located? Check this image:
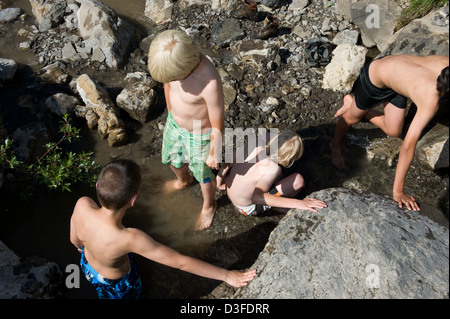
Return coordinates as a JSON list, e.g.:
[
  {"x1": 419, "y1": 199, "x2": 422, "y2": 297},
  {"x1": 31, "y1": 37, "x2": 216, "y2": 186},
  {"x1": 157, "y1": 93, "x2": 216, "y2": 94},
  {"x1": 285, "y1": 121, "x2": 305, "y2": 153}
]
[{"x1": 130, "y1": 194, "x2": 138, "y2": 207}]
